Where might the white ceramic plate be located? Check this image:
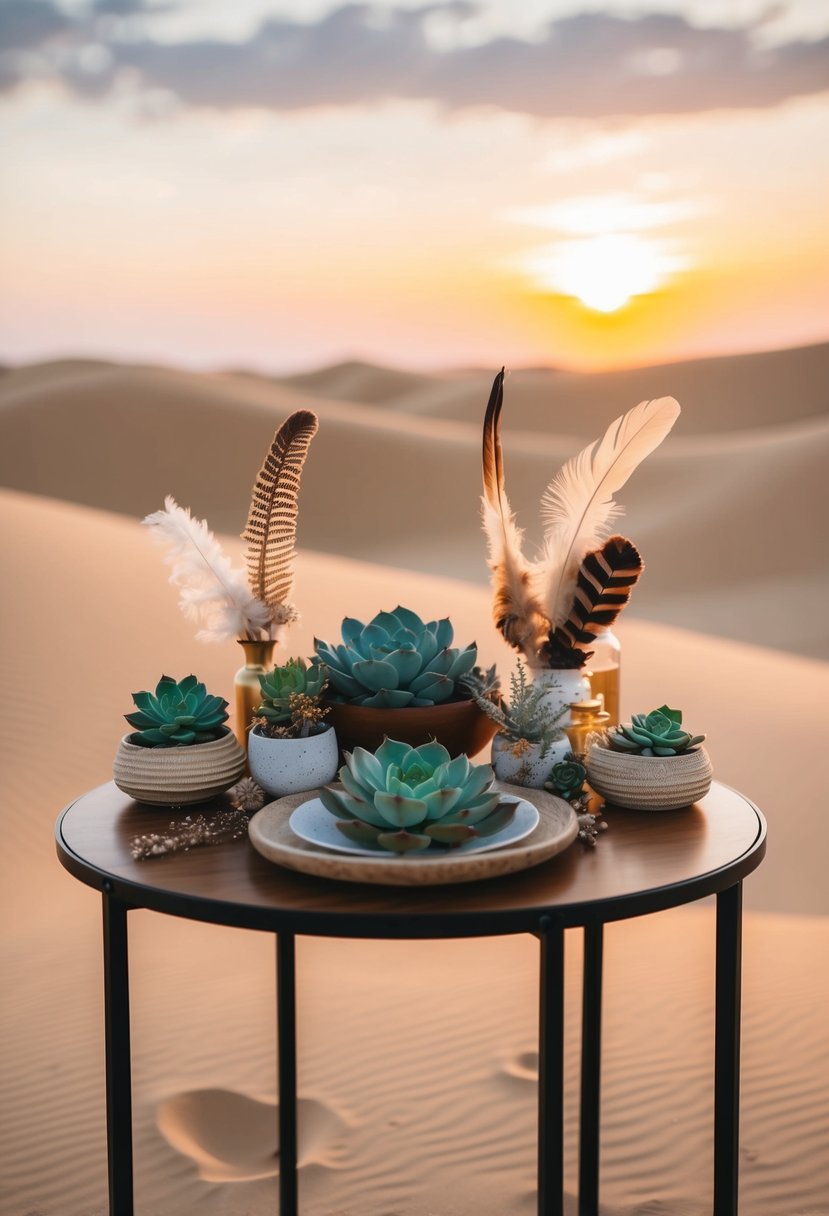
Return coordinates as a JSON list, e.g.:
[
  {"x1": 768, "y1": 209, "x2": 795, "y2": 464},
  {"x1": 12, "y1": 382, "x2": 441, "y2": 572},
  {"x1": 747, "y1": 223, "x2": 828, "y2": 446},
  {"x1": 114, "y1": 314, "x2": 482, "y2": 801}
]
[{"x1": 288, "y1": 796, "x2": 540, "y2": 858}]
